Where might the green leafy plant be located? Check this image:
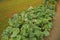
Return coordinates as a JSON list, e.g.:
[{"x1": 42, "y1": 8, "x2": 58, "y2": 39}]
[{"x1": 1, "y1": 0, "x2": 56, "y2": 40}]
